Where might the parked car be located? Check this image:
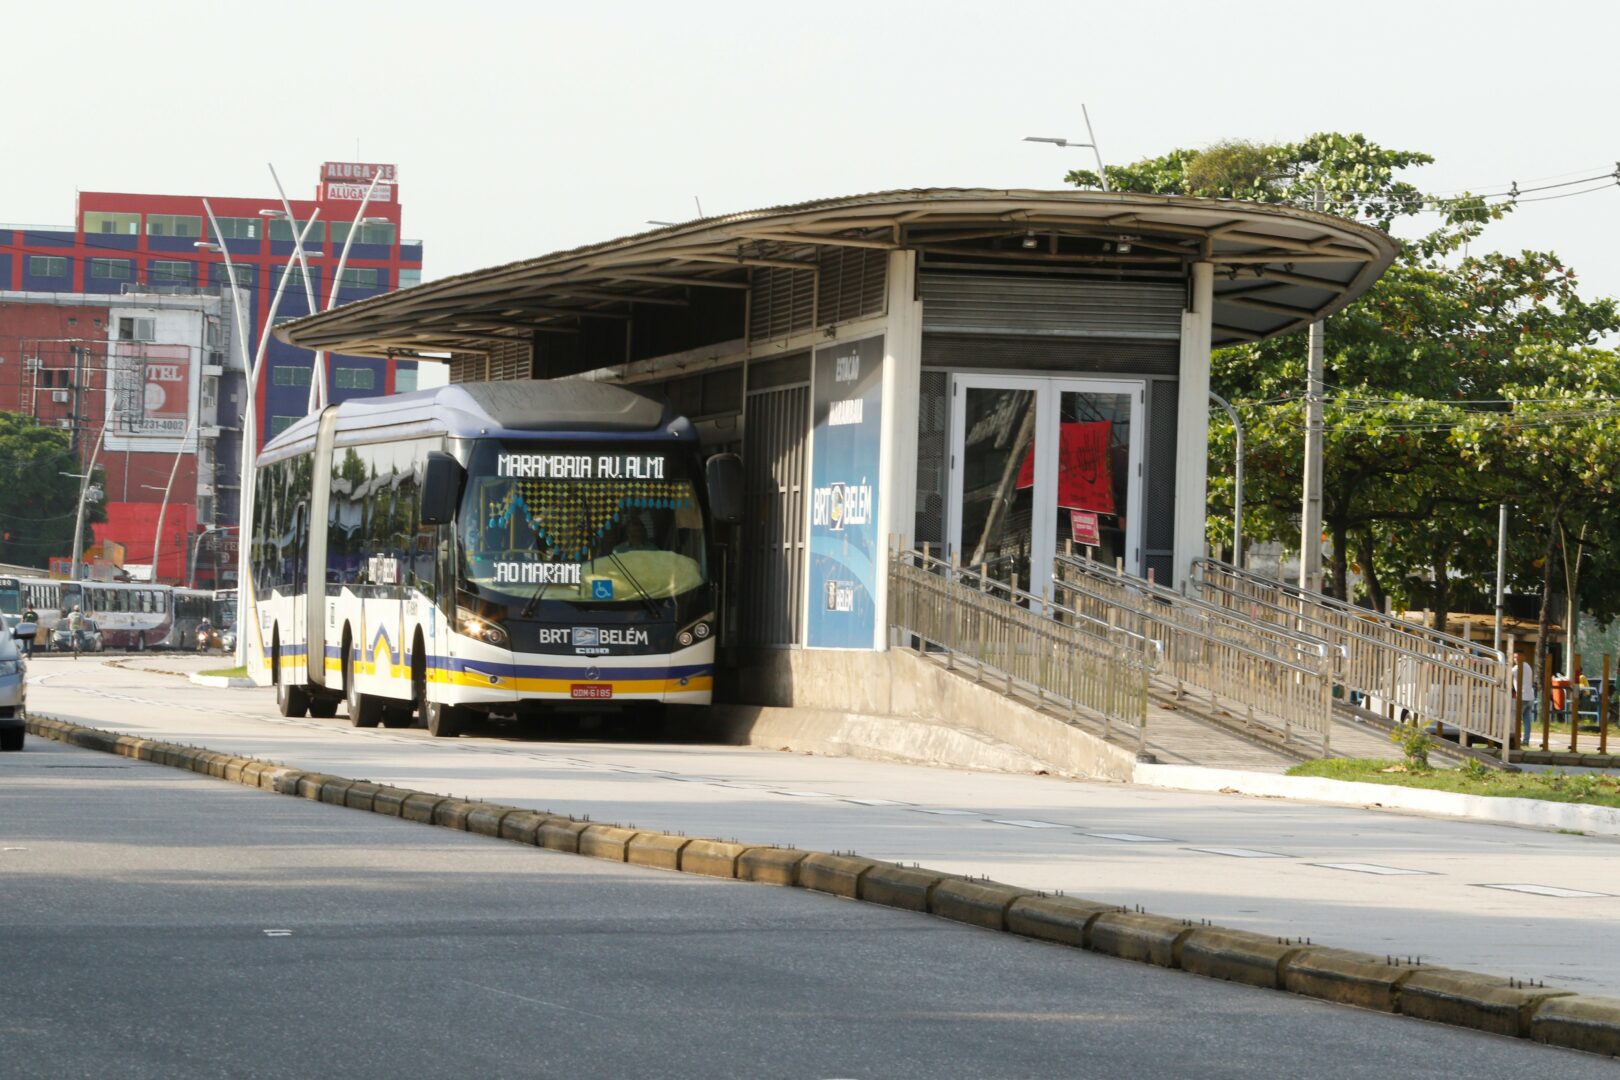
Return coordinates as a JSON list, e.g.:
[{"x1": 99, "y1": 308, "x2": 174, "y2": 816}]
[
  {"x1": 52, "y1": 618, "x2": 104, "y2": 653},
  {"x1": 0, "y1": 629, "x2": 26, "y2": 751}
]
